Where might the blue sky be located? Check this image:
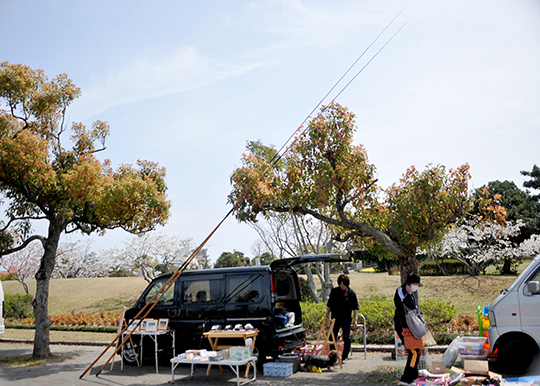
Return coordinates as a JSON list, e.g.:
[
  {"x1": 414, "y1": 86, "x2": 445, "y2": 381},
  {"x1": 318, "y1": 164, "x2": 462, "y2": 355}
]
[{"x1": 1, "y1": 0, "x2": 539, "y2": 263}]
